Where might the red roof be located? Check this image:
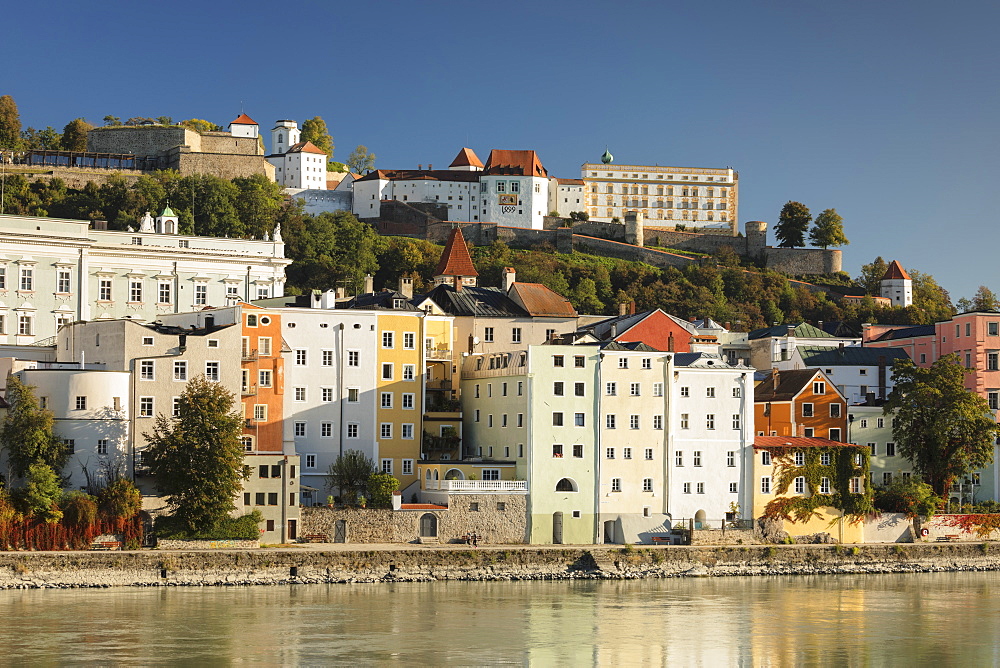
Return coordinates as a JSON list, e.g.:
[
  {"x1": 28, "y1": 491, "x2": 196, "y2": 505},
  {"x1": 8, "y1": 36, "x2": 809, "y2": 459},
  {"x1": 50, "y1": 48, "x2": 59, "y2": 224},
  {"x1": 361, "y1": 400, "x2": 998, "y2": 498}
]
[
  {"x1": 753, "y1": 436, "x2": 866, "y2": 449},
  {"x1": 881, "y1": 260, "x2": 910, "y2": 281},
  {"x1": 555, "y1": 178, "x2": 584, "y2": 185},
  {"x1": 286, "y1": 140, "x2": 327, "y2": 155},
  {"x1": 449, "y1": 147, "x2": 483, "y2": 168},
  {"x1": 434, "y1": 228, "x2": 479, "y2": 278},
  {"x1": 230, "y1": 113, "x2": 258, "y2": 126},
  {"x1": 509, "y1": 282, "x2": 577, "y2": 317},
  {"x1": 483, "y1": 150, "x2": 548, "y2": 178},
  {"x1": 399, "y1": 504, "x2": 448, "y2": 510}
]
